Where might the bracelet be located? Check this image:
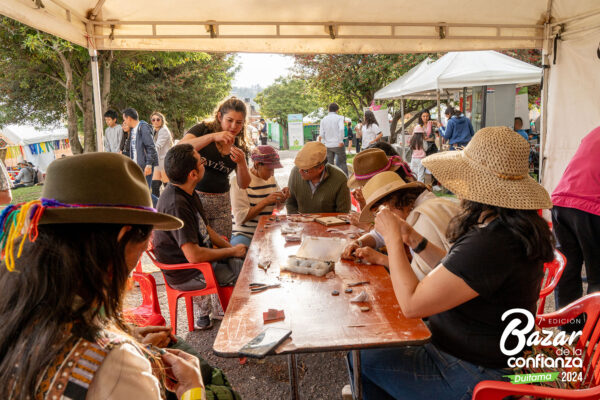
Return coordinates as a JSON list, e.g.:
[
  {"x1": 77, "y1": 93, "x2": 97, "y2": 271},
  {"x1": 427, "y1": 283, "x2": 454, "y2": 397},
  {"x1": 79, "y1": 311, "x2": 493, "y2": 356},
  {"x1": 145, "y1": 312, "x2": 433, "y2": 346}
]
[
  {"x1": 411, "y1": 237, "x2": 428, "y2": 254},
  {"x1": 181, "y1": 387, "x2": 204, "y2": 400}
]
